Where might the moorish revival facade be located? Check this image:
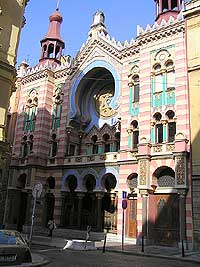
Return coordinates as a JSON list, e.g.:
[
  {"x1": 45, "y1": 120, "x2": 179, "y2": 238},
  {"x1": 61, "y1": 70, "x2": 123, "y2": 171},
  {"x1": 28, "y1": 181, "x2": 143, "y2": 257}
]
[{"x1": 5, "y1": 0, "x2": 193, "y2": 248}]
